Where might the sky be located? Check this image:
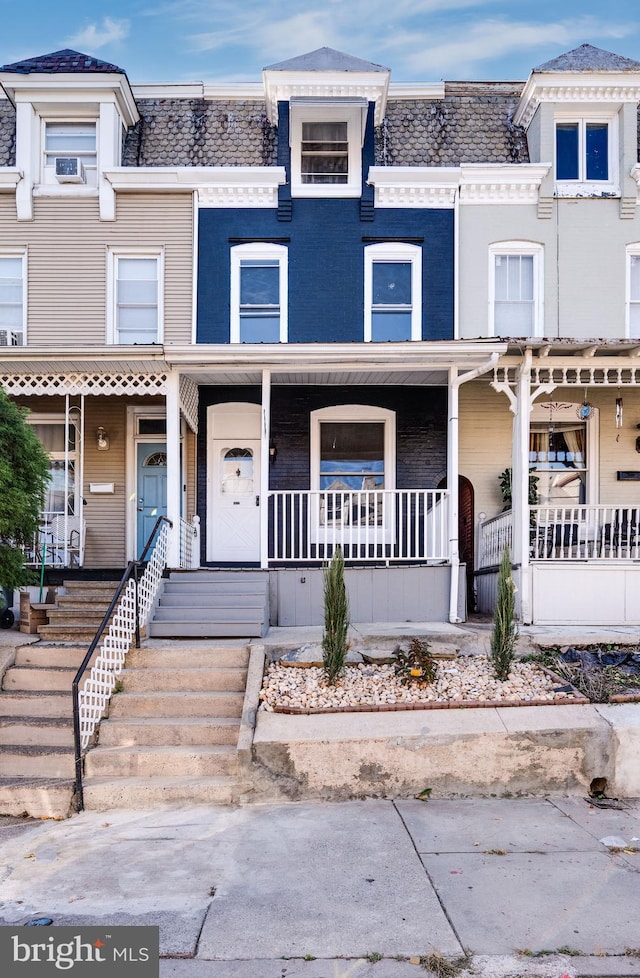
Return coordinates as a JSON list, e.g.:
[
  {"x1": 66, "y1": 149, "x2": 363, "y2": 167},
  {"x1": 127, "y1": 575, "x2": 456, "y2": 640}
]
[{"x1": 0, "y1": 0, "x2": 639, "y2": 85}]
